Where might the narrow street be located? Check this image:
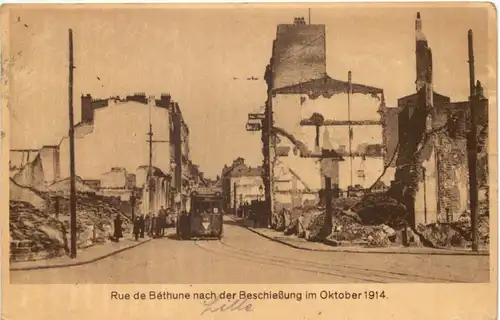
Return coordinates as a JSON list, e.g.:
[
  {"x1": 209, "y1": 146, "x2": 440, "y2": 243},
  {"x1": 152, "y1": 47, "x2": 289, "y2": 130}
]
[{"x1": 11, "y1": 218, "x2": 489, "y2": 284}]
